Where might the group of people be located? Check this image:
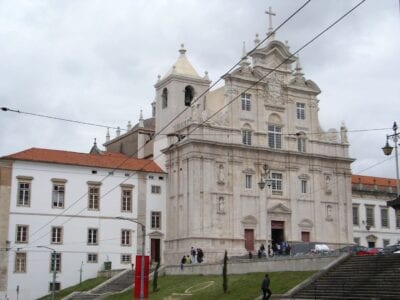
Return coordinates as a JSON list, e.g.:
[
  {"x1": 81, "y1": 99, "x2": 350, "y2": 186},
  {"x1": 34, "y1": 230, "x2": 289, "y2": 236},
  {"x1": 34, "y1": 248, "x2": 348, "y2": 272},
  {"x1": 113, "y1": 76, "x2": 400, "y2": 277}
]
[
  {"x1": 180, "y1": 247, "x2": 205, "y2": 270},
  {"x1": 272, "y1": 241, "x2": 291, "y2": 256}
]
